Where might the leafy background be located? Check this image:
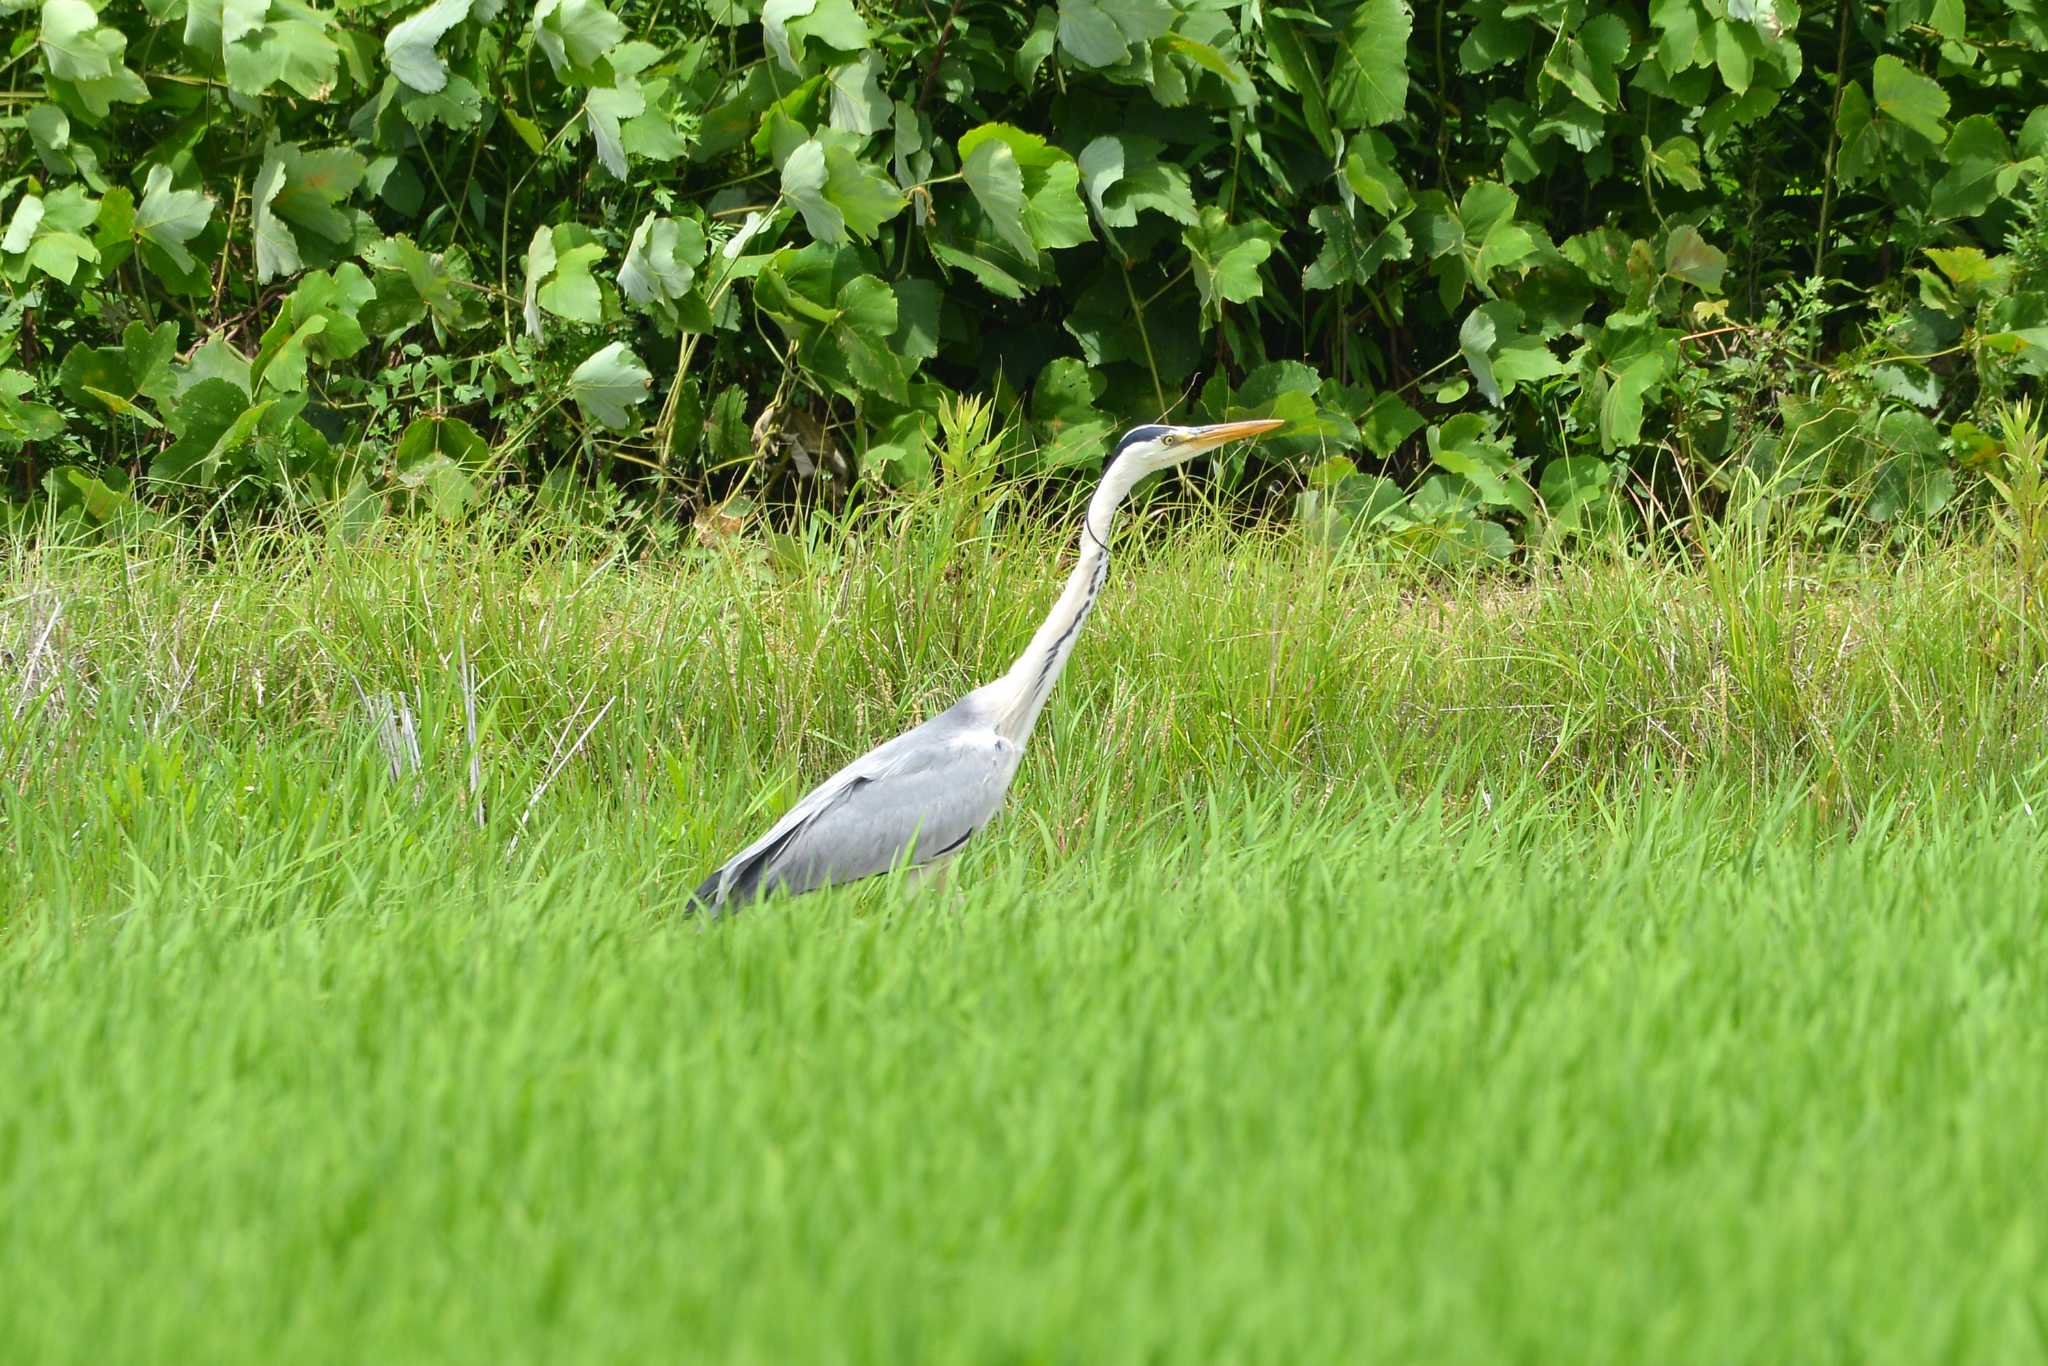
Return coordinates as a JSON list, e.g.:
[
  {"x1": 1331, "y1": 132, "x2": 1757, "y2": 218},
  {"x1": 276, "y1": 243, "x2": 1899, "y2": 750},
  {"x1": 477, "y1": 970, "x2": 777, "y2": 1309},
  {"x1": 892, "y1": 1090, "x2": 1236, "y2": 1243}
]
[{"x1": 2, "y1": 0, "x2": 2045, "y2": 554}]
